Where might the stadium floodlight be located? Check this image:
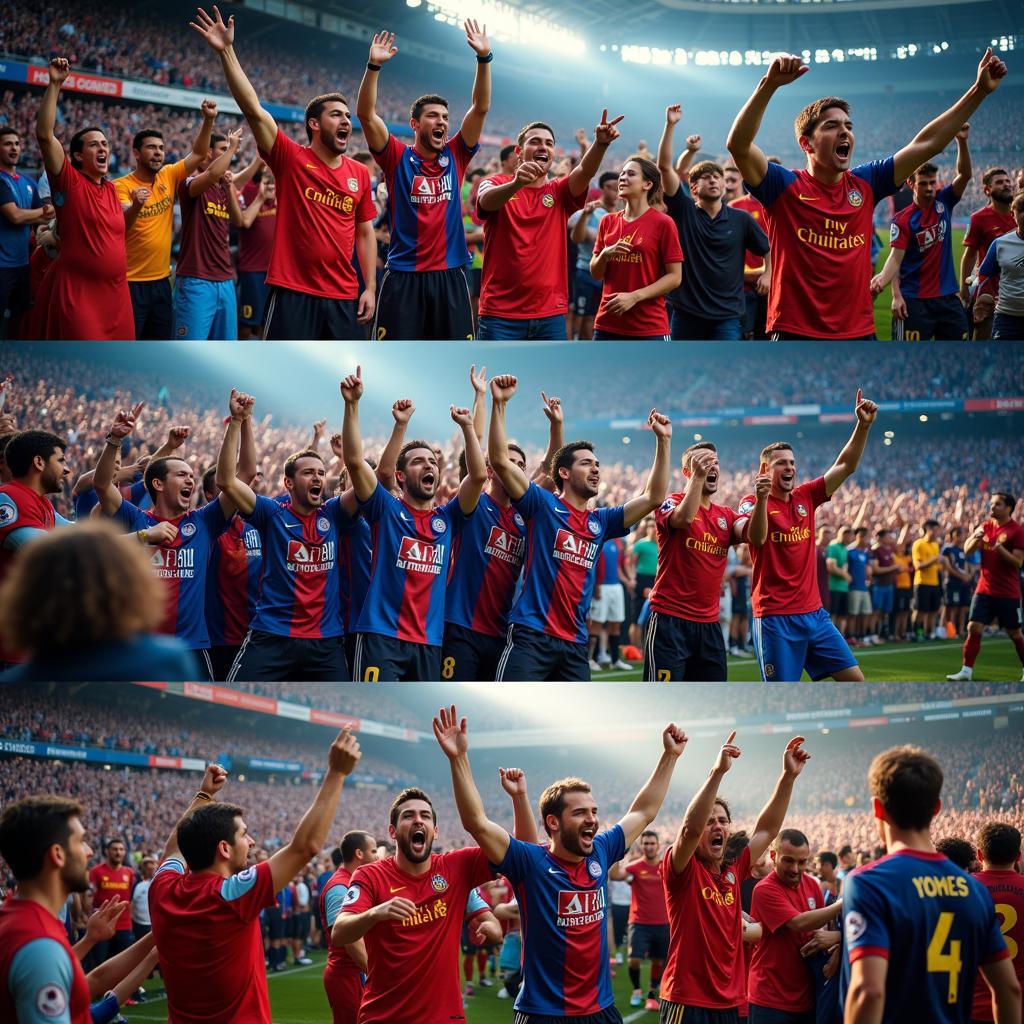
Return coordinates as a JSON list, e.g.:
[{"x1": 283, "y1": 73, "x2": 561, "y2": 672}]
[
  {"x1": 919, "y1": 414, "x2": 929, "y2": 422},
  {"x1": 420, "y1": 0, "x2": 584, "y2": 55},
  {"x1": 406, "y1": 0, "x2": 422, "y2": 6},
  {"x1": 693, "y1": 433, "x2": 703, "y2": 441}
]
